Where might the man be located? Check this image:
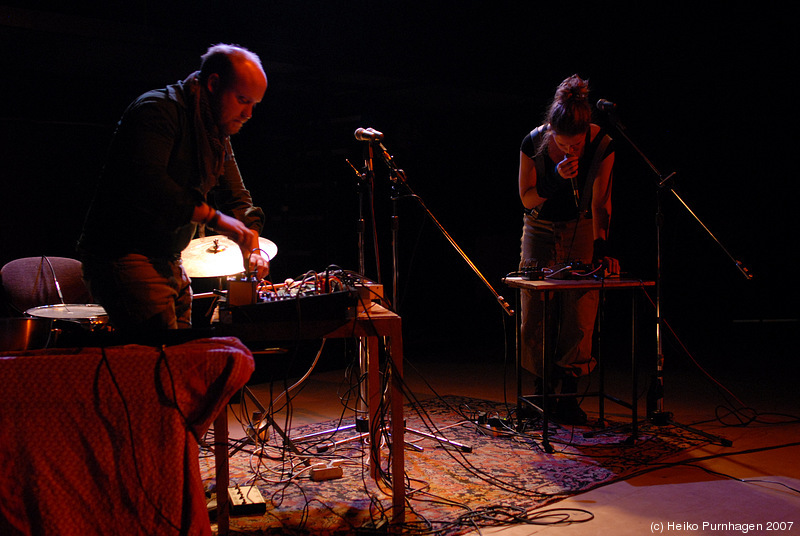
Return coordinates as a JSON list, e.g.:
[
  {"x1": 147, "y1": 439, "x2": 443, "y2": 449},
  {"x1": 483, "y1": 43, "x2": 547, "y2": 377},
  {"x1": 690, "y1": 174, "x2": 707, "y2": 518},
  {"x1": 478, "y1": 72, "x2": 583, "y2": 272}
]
[{"x1": 78, "y1": 44, "x2": 269, "y2": 334}]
